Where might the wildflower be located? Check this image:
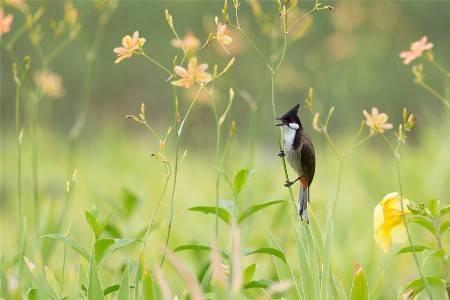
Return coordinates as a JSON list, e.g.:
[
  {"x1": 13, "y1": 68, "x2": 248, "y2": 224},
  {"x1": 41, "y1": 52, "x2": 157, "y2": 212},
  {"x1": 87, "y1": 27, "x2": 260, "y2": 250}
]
[
  {"x1": 171, "y1": 57, "x2": 212, "y2": 89},
  {"x1": 113, "y1": 31, "x2": 146, "y2": 64},
  {"x1": 374, "y1": 192, "x2": 410, "y2": 253},
  {"x1": 363, "y1": 107, "x2": 393, "y2": 134},
  {"x1": 64, "y1": 2, "x2": 78, "y2": 26},
  {"x1": 0, "y1": 9, "x2": 14, "y2": 36},
  {"x1": 215, "y1": 16, "x2": 232, "y2": 49},
  {"x1": 33, "y1": 70, "x2": 65, "y2": 98},
  {"x1": 312, "y1": 112, "x2": 321, "y2": 132},
  {"x1": 399, "y1": 36, "x2": 433, "y2": 65},
  {"x1": 171, "y1": 32, "x2": 200, "y2": 52}
]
